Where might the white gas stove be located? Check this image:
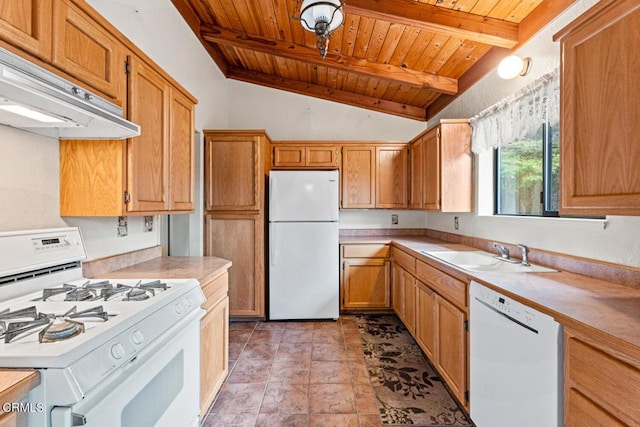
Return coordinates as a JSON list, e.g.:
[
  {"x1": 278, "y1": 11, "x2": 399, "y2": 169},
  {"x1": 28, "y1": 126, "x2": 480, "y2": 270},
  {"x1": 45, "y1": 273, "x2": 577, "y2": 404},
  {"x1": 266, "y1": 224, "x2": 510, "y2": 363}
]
[{"x1": 0, "y1": 228, "x2": 205, "y2": 427}]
